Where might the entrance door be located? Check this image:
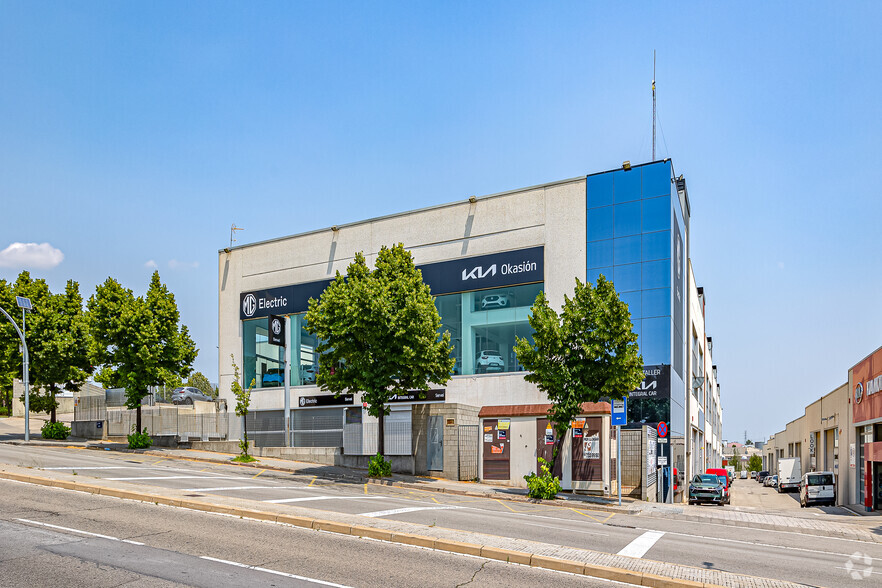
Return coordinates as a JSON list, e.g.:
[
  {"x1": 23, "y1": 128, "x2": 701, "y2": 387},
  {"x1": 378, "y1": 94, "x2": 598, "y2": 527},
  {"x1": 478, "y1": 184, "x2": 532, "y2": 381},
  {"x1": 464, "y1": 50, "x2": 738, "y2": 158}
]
[
  {"x1": 427, "y1": 415, "x2": 443, "y2": 471},
  {"x1": 875, "y1": 463, "x2": 882, "y2": 511}
]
